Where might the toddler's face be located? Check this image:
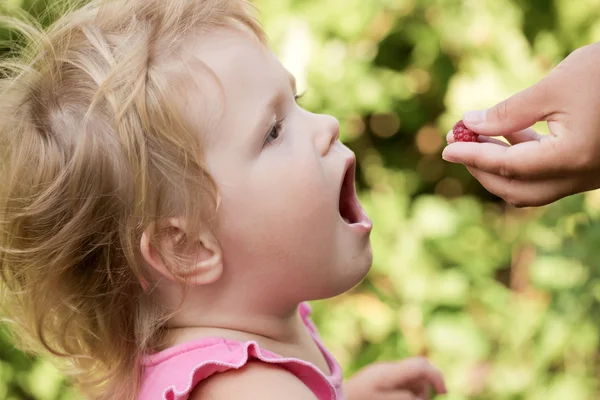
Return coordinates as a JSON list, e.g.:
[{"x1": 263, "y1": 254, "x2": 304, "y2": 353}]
[{"x1": 188, "y1": 28, "x2": 372, "y2": 302}]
